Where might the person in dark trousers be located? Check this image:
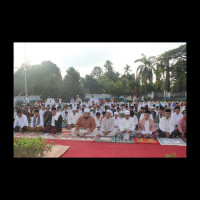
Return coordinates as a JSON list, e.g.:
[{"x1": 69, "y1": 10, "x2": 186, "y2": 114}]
[{"x1": 42, "y1": 107, "x2": 62, "y2": 134}]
